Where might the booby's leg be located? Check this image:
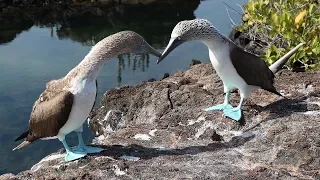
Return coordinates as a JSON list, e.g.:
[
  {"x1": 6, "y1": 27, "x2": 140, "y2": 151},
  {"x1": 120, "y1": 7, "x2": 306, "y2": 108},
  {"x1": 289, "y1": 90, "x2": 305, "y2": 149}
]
[
  {"x1": 73, "y1": 125, "x2": 104, "y2": 154},
  {"x1": 222, "y1": 96, "x2": 244, "y2": 121},
  {"x1": 59, "y1": 137, "x2": 86, "y2": 161},
  {"x1": 204, "y1": 91, "x2": 233, "y2": 111}
]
